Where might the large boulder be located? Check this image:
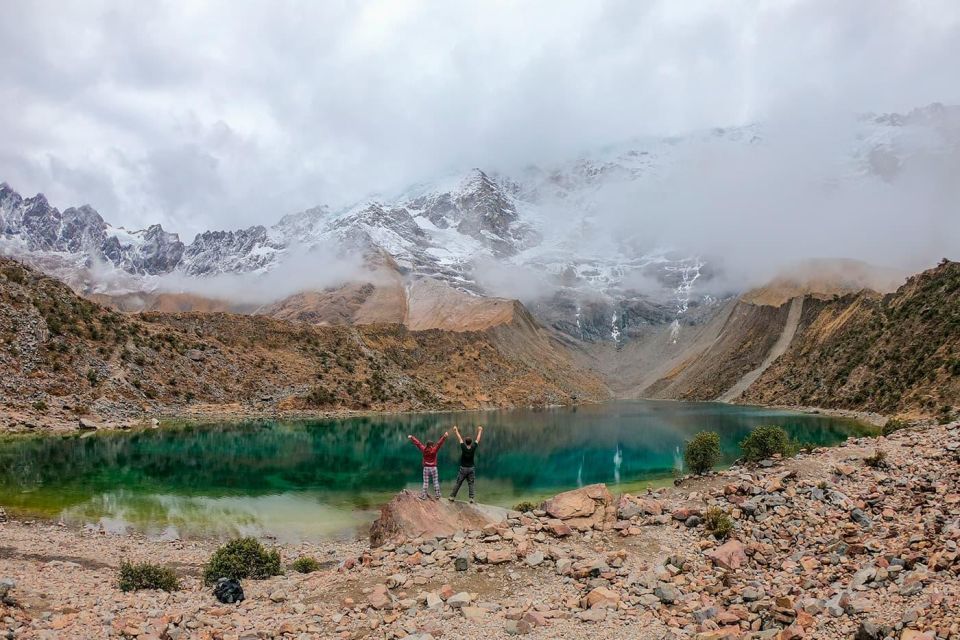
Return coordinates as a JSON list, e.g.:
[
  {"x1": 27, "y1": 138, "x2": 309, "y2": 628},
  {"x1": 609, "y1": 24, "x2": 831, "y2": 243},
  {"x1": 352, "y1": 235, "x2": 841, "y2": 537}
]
[
  {"x1": 370, "y1": 490, "x2": 508, "y2": 547},
  {"x1": 542, "y1": 483, "x2": 615, "y2": 531},
  {"x1": 705, "y1": 539, "x2": 748, "y2": 570}
]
